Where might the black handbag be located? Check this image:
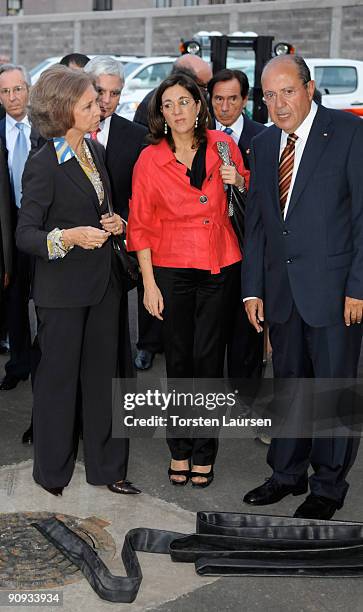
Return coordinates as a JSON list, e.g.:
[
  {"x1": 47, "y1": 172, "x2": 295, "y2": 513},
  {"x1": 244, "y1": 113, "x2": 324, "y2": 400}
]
[
  {"x1": 33, "y1": 511, "x2": 363, "y2": 603},
  {"x1": 216, "y1": 140, "x2": 247, "y2": 252},
  {"x1": 227, "y1": 184, "x2": 247, "y2": 252},
  {"x1": 109, "y1": 223, "x2": 140, "y2": 292},
  {"x1": 87, "y1": 138, "x2": 140, "y2": 291}
]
